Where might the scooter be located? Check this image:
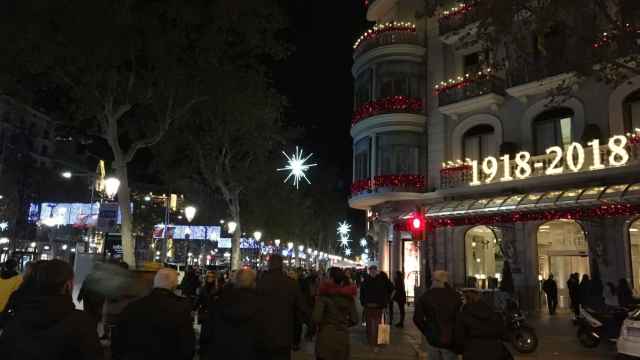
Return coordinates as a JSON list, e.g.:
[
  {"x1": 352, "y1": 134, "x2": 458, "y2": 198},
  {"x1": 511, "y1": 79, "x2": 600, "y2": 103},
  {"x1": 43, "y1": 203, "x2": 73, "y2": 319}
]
[
  {"x1": 577, "y1": 305, "x2": 629, "y2": 348},
  {"x1": 502, "y1": 299, "x2": 539, "y2": 353}
]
